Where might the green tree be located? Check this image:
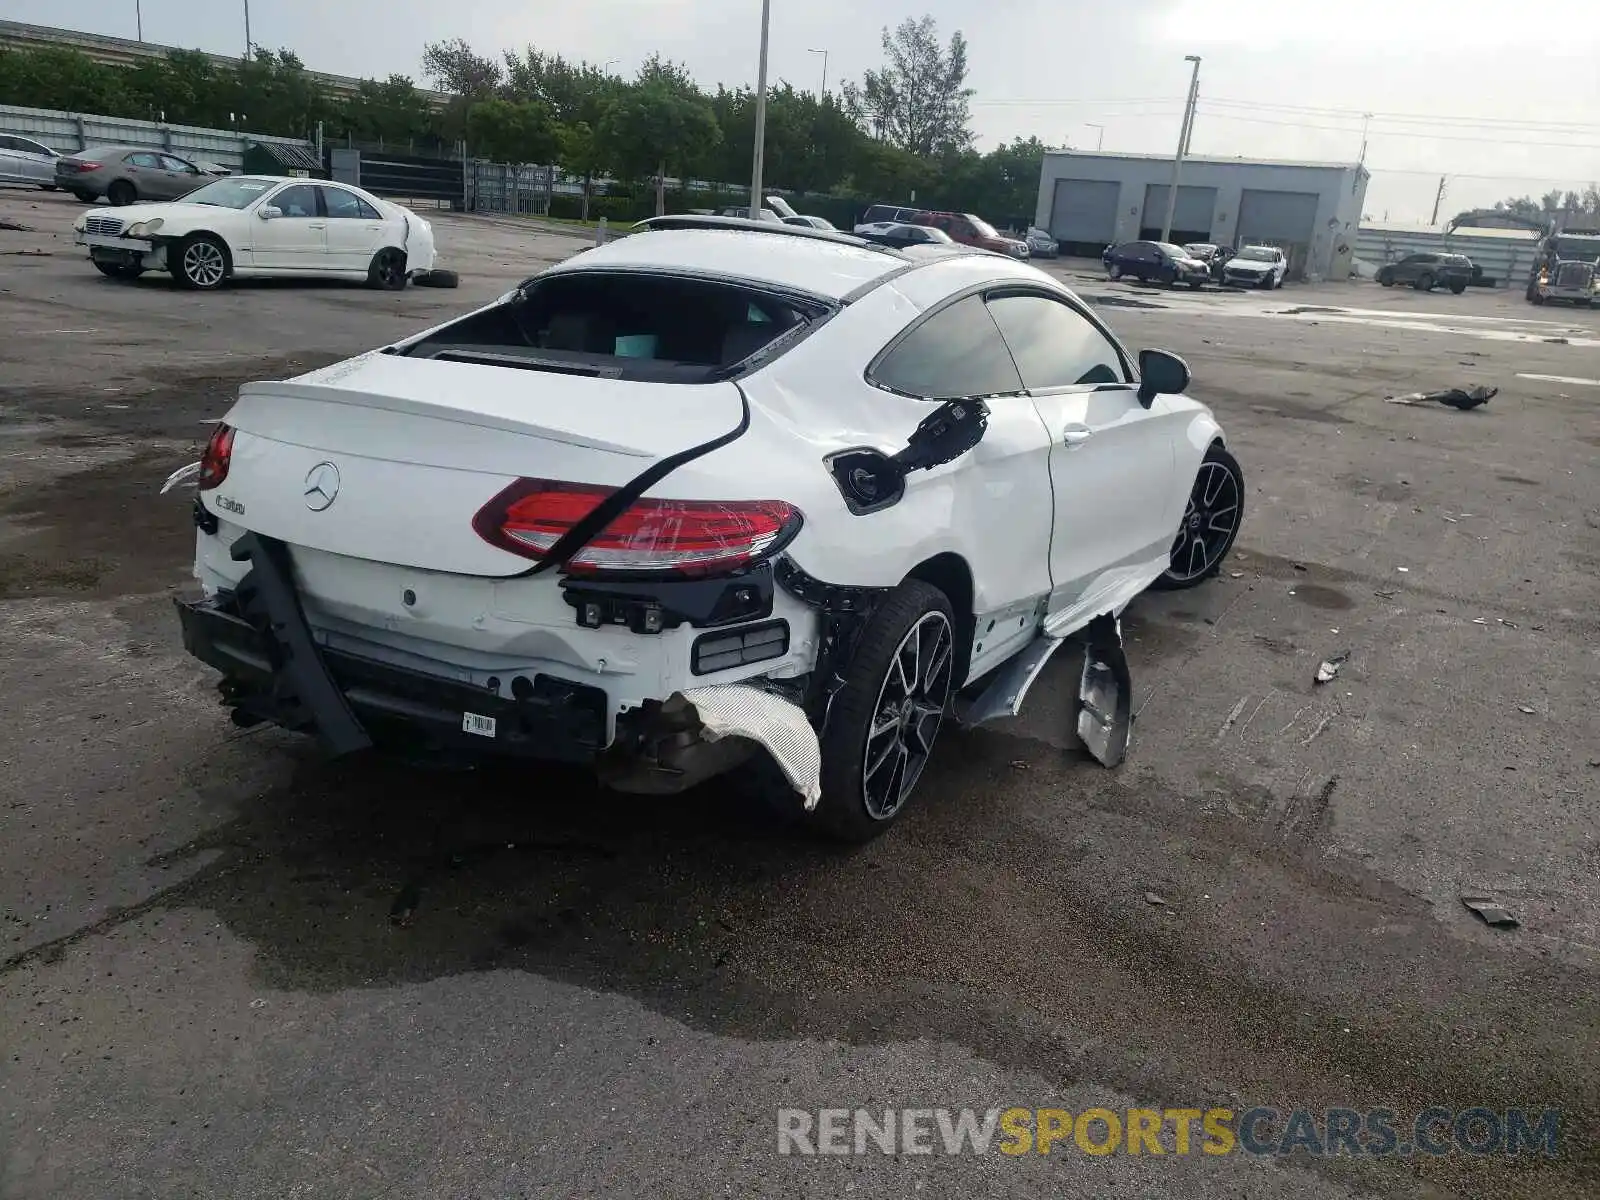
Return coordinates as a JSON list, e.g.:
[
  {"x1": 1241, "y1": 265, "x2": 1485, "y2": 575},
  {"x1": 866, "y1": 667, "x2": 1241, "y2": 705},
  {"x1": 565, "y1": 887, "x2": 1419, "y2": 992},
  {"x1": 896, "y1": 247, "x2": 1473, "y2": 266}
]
[
  {"x1": 0, "y1": 46, "x2": 127, "y2": 114},
  {"x1": 556, "y1": 120, "x2": 612, "y2": 219},
  {"x1": 422, "y1": 37, "x2": 503, "y2": 140},
  {"x1": 336, "y1": 75, "x2": 436, "y2": 144},
  {"x1": 465, "y1": 97, "x2": 561, "y2": 165},
  {"x1": 843, "y1": 16, "x2": 974, "y2": 157},
  {"x1": 597, "y1": 80, "x2": 721, "y2": 214}
]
